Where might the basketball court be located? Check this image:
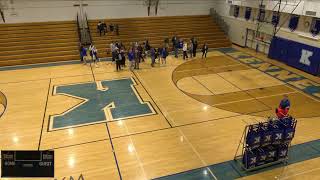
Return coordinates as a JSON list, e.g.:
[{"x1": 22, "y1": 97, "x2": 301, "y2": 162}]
[{"x1": 0, "y1": 46, "x2": 320, "y2": 179}]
